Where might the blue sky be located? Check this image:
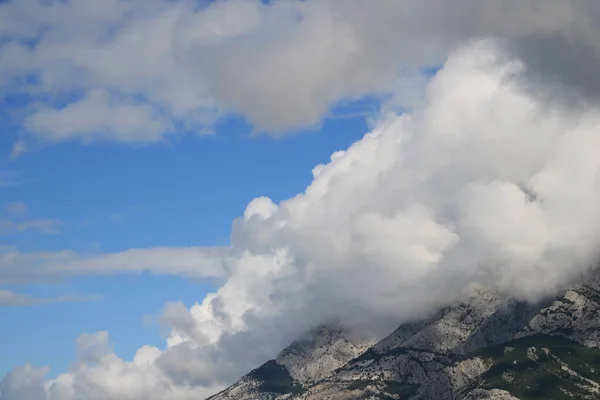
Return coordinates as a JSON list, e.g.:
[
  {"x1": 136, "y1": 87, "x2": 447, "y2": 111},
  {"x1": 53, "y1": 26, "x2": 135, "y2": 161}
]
[
  {"x1": 0, "y1": 0, "x2": 398, "y2": 386},
  {"x1": 0, "y1": 102, "x2": 372, "y2": 378},
  {"x1": 0, "y1": 1, "x2": 453, "y2": 396}
]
